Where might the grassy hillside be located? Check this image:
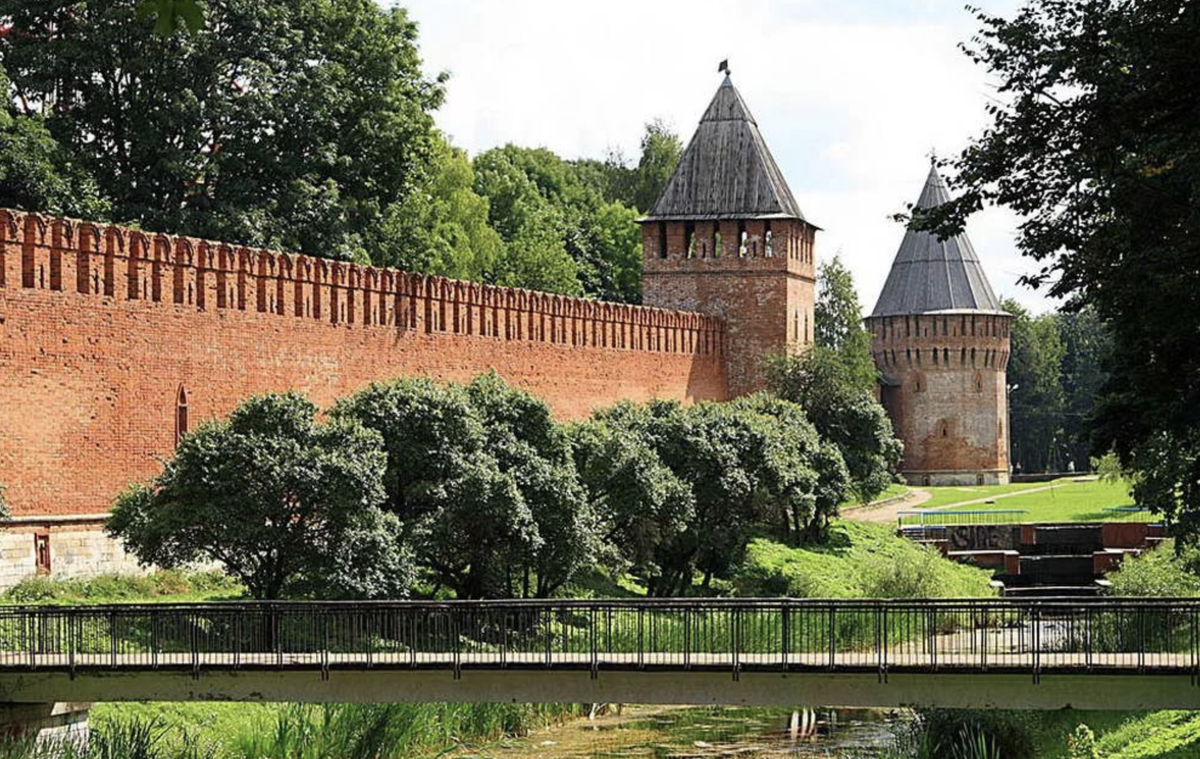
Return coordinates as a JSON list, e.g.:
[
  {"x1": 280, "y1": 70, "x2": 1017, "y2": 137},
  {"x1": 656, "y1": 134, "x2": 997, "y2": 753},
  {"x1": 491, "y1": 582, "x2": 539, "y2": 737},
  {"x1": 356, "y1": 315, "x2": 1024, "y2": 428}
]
[{"x1": 736, "y1": 520, "x2": 995, "y2": 598}]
